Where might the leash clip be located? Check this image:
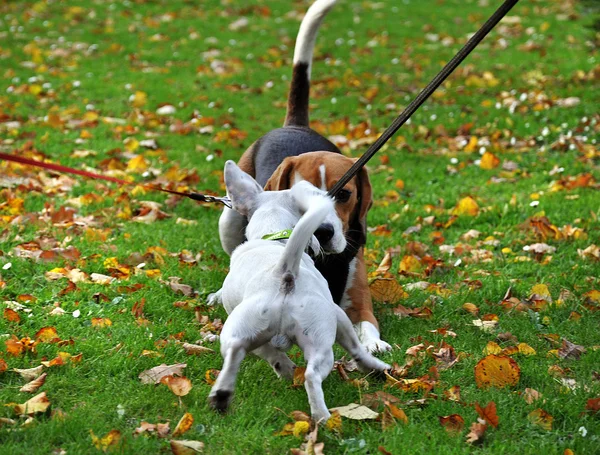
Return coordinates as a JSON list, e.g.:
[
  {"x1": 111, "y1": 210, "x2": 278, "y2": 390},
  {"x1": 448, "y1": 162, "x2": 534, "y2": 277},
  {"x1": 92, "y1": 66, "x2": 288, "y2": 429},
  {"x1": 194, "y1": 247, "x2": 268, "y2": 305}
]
[{"x1": 188, "y1": 192, "x2": 232, "y2": 208}]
